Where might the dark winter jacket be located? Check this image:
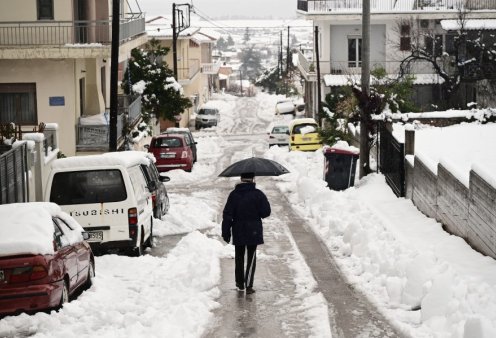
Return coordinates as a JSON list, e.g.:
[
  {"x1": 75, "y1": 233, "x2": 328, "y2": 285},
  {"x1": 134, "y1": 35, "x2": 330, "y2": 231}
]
[{"x1": 222, "y1": 182, "x2": 271, "y2": 246}]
